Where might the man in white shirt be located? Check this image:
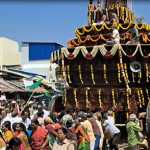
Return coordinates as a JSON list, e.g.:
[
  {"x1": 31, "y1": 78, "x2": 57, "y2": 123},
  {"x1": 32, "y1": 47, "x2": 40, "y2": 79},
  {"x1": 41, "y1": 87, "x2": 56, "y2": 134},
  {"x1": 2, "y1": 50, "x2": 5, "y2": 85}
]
[
  {"x1": 107, "y1": 22, "x2": 120, "y2": 45},
  {"x1": 104, "y1": 116, "x2": 120, "y2": 150},
  {"x1": 2, "y1": 111, "x2": 22, "y2": 127},
  {"x1": 112, "y1": 27, "x2": 120, "y2": 44}
]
